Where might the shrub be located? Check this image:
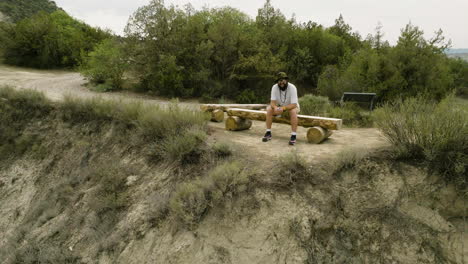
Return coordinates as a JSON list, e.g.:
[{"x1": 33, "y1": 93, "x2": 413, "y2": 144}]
[
  {"x1": 236, "y1": 90, "x2": 258, "y2": 104},
  {"x1": 136, "y1": 101, "x2": 209, "y2": 141},
  {"x1": 298, "y1": 94, "x2": 331, "y2": 116},
  {"x1": 158, "y1": 128, "x2": 207, "y2": 164},
  {"x1": 80, "y1": 39, "x2": 128, "y2": 91},
  {"x1": 275, "y1": 152, "x2": 310, "y2": 187},
  {"x1": 212, "y1": 142, "x2": 233, "y2": 158},
  {"x1": 60, "y1": 95, "x2": 115, "y2": 123},
  {"x1": 327, "y1": 103, "x2": 373, "y2": 127},
  {"x1": 374, "y1": 96, "x2": 468, "y2": 183},
  {"x1": 0, "y1": 86, "x2": 51, "y2": 160},
  {"x1": 169, "y1": 181, "x2": 207, "y2": 229},
  {"x1": 202, "y1": 161, "x2": 248, "y2": 204},
  {"x1": 169, "y1": 162, "x2": 249, "y2": 229},
  {"x1": 331, "y1": 147, "x2": 370, "y2": 173},
  {"x1": 87, "y1": 164, "x2": 129, "y2": 215},
  {"x1": 3, "y1": 11, "x2": 110, "y2": 68}
]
